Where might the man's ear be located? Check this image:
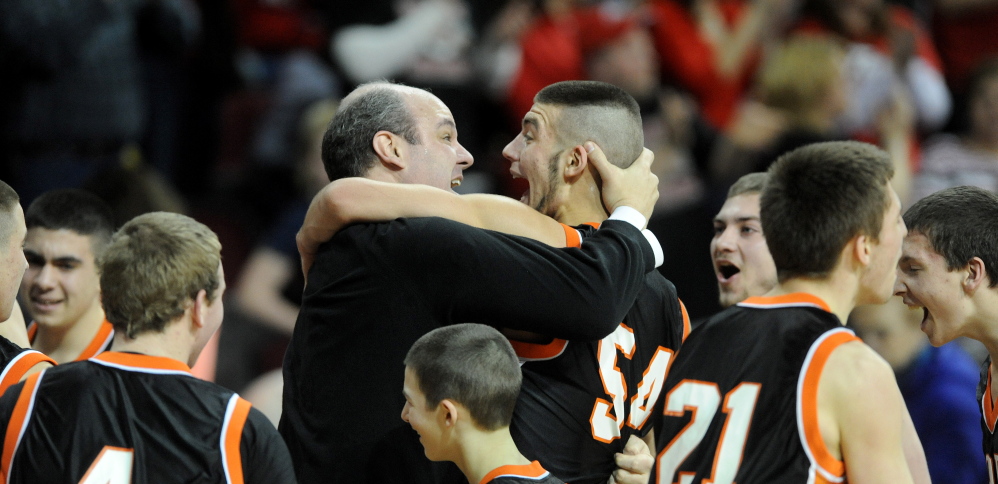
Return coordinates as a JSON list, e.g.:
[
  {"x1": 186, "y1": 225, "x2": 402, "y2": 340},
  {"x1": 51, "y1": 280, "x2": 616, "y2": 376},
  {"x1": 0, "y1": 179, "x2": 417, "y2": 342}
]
[
  {"x1": 372, "y1": 131, "x2": 407, "y2": 171},
  {"x1": 564, "y1": 144, "x2": 589, "y2": 180},
  {"x1": 964, "y1": 257, "x2": 988, "y2": 295}
]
